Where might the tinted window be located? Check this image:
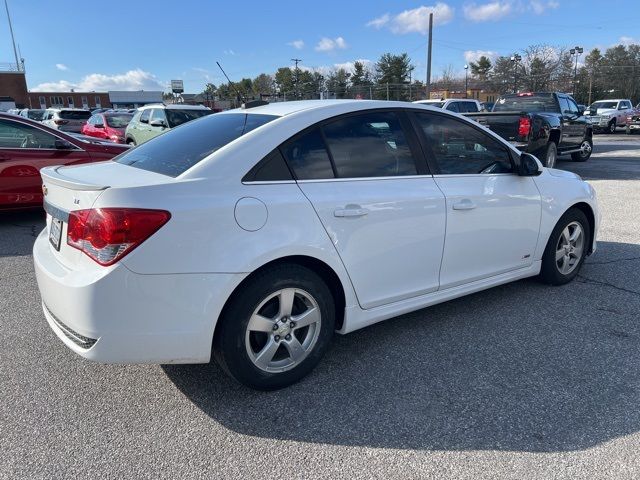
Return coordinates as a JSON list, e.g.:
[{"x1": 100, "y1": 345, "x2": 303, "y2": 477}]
[
  {"x1": 140, "y1": 110, "x2": 150, "y2": 123},
  {"x1": 165, "y1": 109, "x2": 211, "y2": 128},
  {"x1": 0, "y1": 119, "x2": 58, "y2": 149},
  {"x1": 446, "y1": 102, "x2": 460, "y2": 112},
  {"x1": 26, "y1": 110, "x2": 45, "y2": 121},
  {"x1": 415, "y1": 113, "x2": 513, "y2": 175},
  {"x1": 322, "y1": 111, "x2": 417, "y2": 178},
  {"x1": 244, "y1": 149, "x2": 293, "y2": 182},
  {"x1": 460, "y1": 101, "x2": 479, "y2": 113},
  {"x1": 558, "y1": 96, "x2": 571, "y2": 114},
  {"x1": 116, "y1": 113, "x2": 278, "y2": 177},
  {"x1": 566, "y1": 98, "x2": 579, "y2": 114},
  {"x1": 59, "y1": 110, "x2": 91, "y2": 120},
  {"x1": 280, "y1": 128, "x2": 334, "y2": 180},
  {"x1": 105, "y1": 114, "x2": 132, "y2": 128}
]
